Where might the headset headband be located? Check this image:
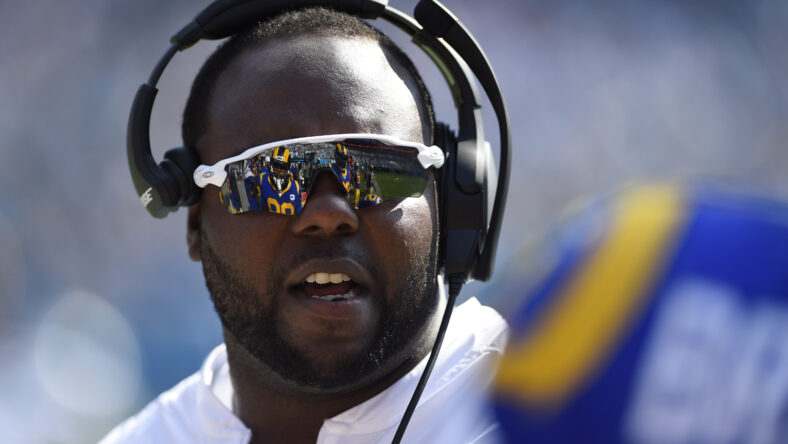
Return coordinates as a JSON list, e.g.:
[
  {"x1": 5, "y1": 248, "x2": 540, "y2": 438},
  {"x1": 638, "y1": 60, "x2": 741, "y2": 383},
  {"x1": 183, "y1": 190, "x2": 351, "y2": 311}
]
[{"x1": 127, "y1": 0, "x2": 511, "y2": 282}]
